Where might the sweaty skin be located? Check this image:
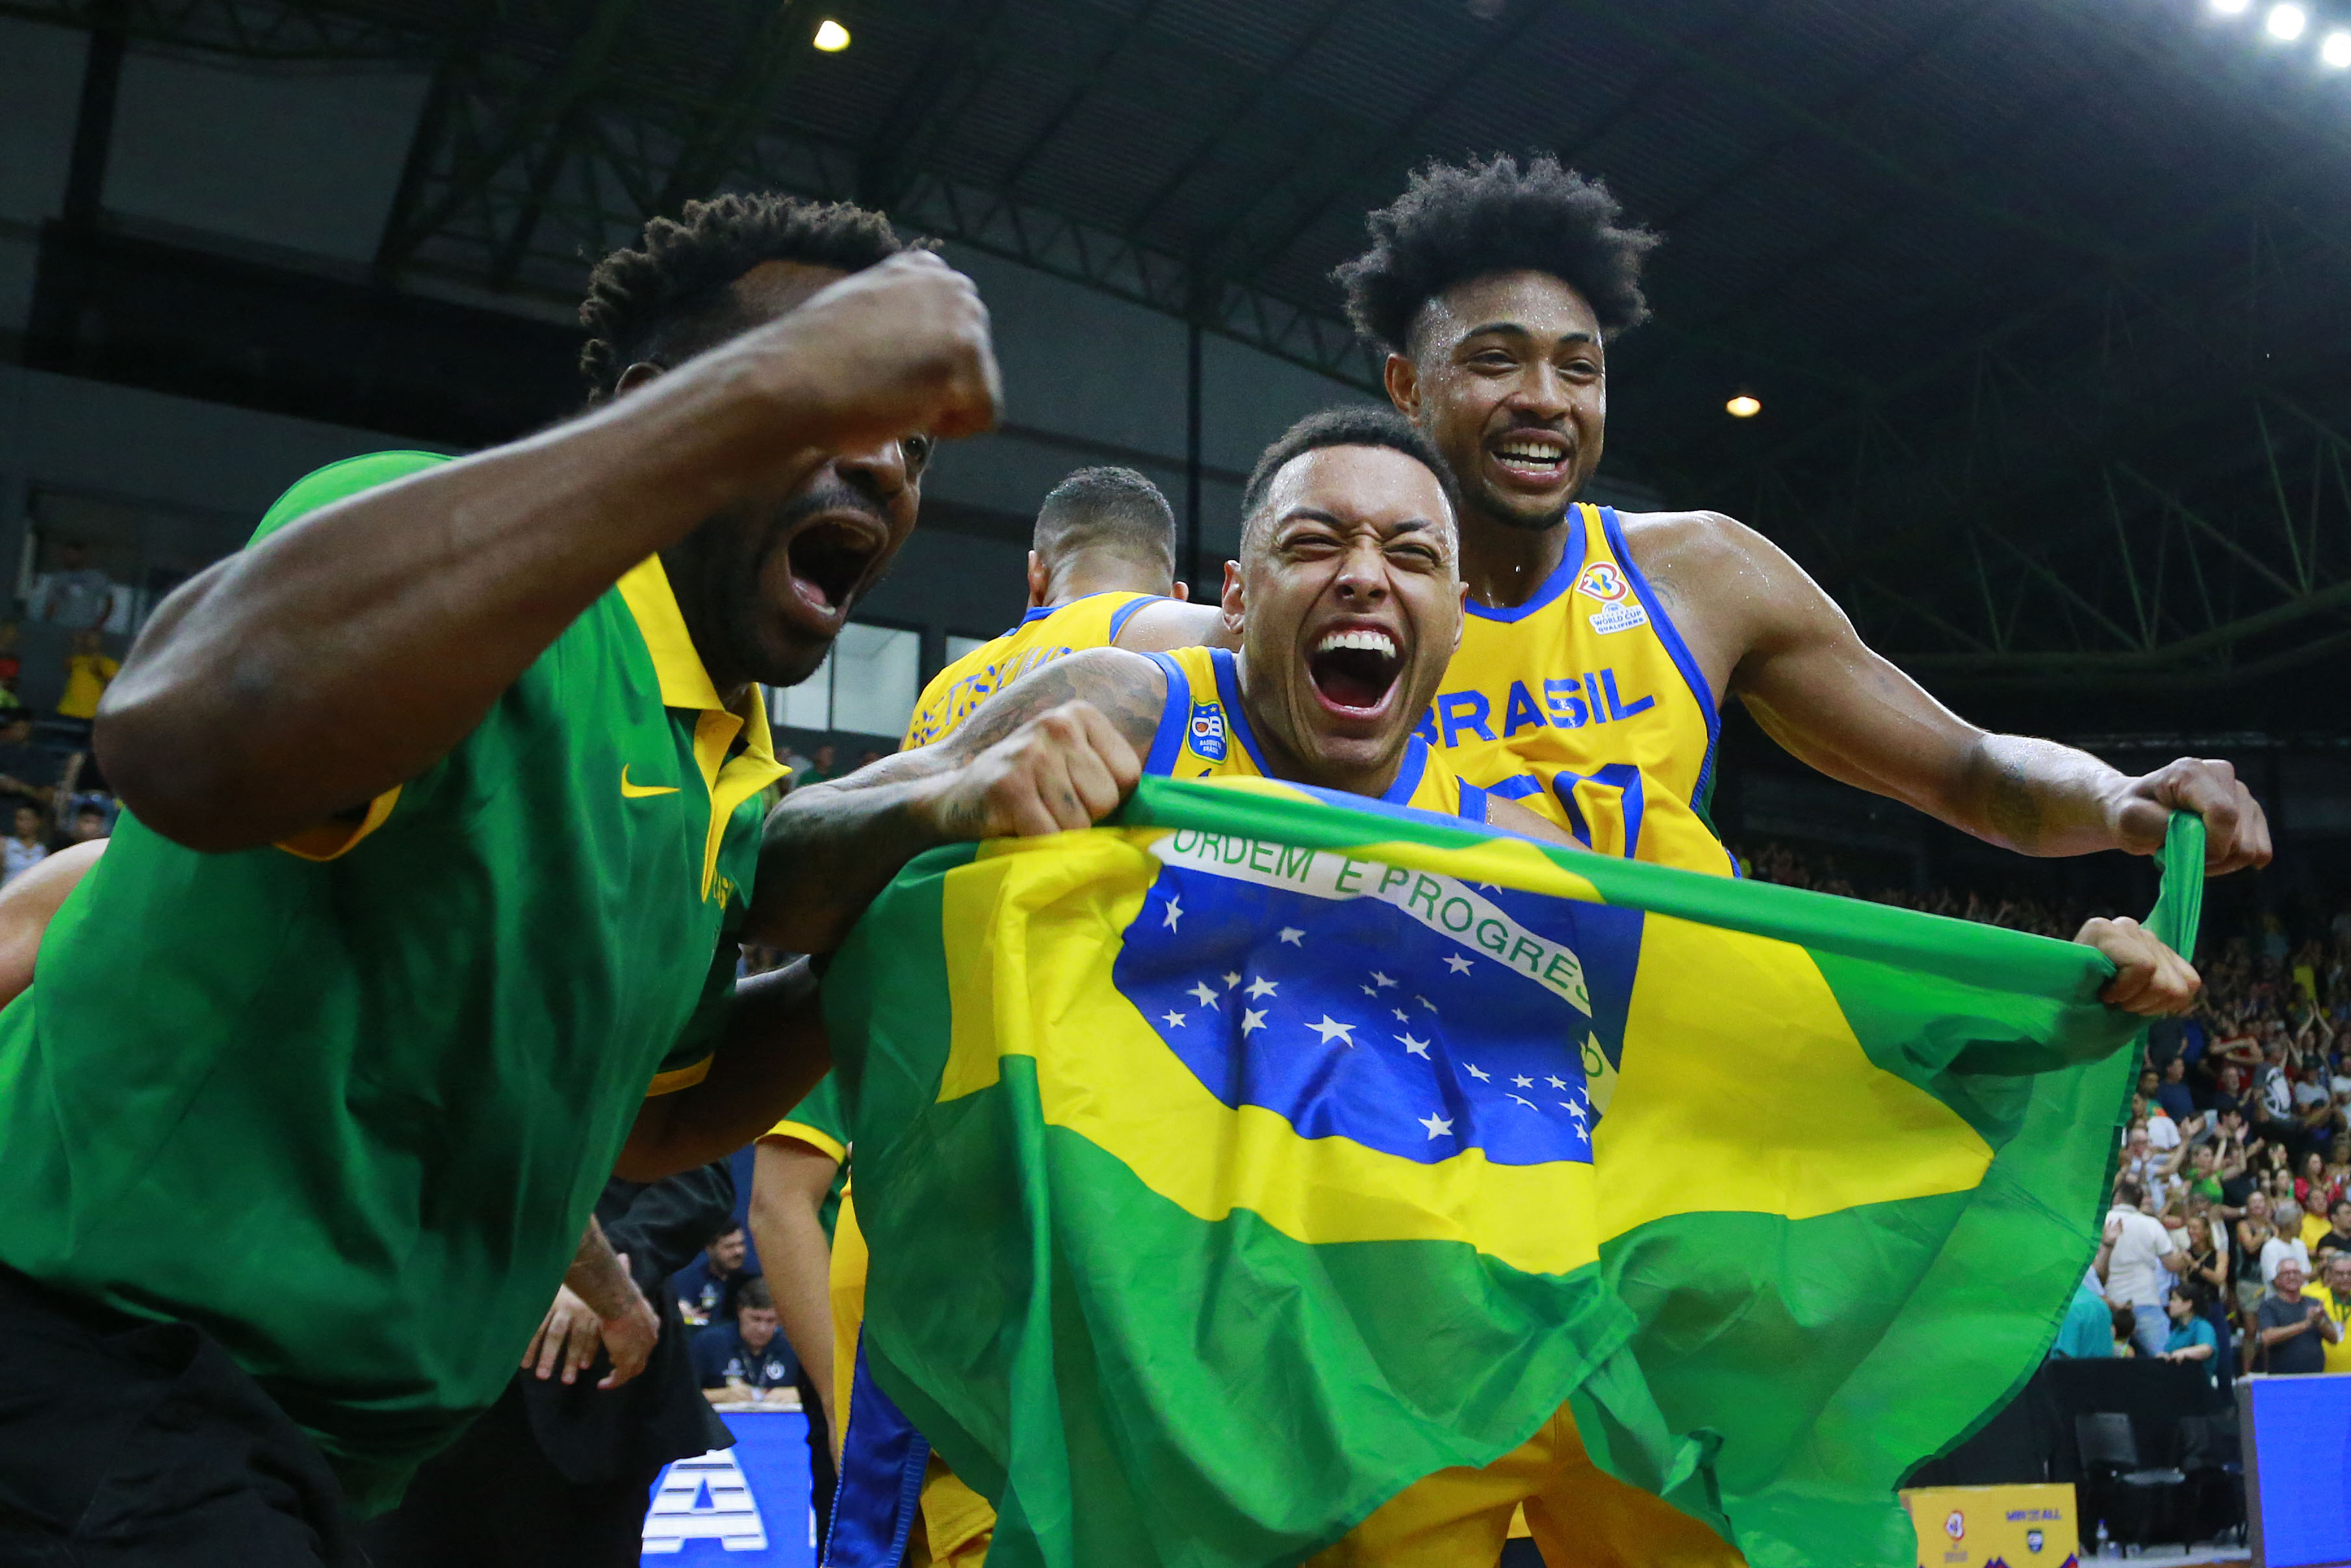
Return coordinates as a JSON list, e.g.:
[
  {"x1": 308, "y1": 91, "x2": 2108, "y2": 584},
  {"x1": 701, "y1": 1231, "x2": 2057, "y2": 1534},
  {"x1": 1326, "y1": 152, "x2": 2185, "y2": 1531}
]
[{"x1": 1383, "y1": 268, "x2": 2272, "y2": 876}]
